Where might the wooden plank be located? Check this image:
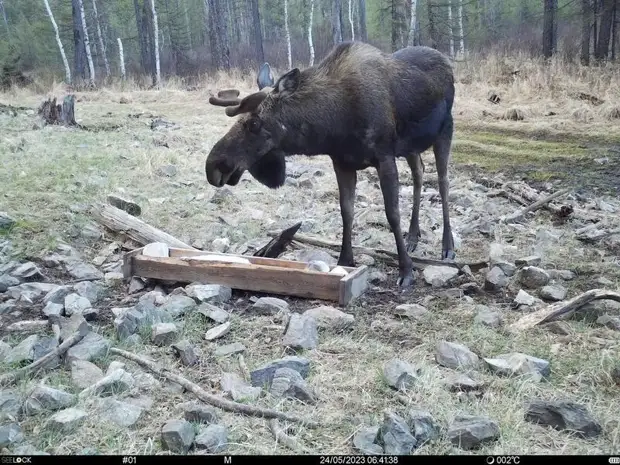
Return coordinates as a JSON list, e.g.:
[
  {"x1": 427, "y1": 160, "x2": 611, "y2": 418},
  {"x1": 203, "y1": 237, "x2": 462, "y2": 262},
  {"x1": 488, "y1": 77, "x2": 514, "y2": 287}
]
[
  {"x1": 122, "y1": 246, "x2": 146, "y2": 279},
  {"x1": 131, "y1": 255, "x2": 342, "y2": 302},
  {"x1": 339, "y1": 265, "x2": 369, "y2": 306}
]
